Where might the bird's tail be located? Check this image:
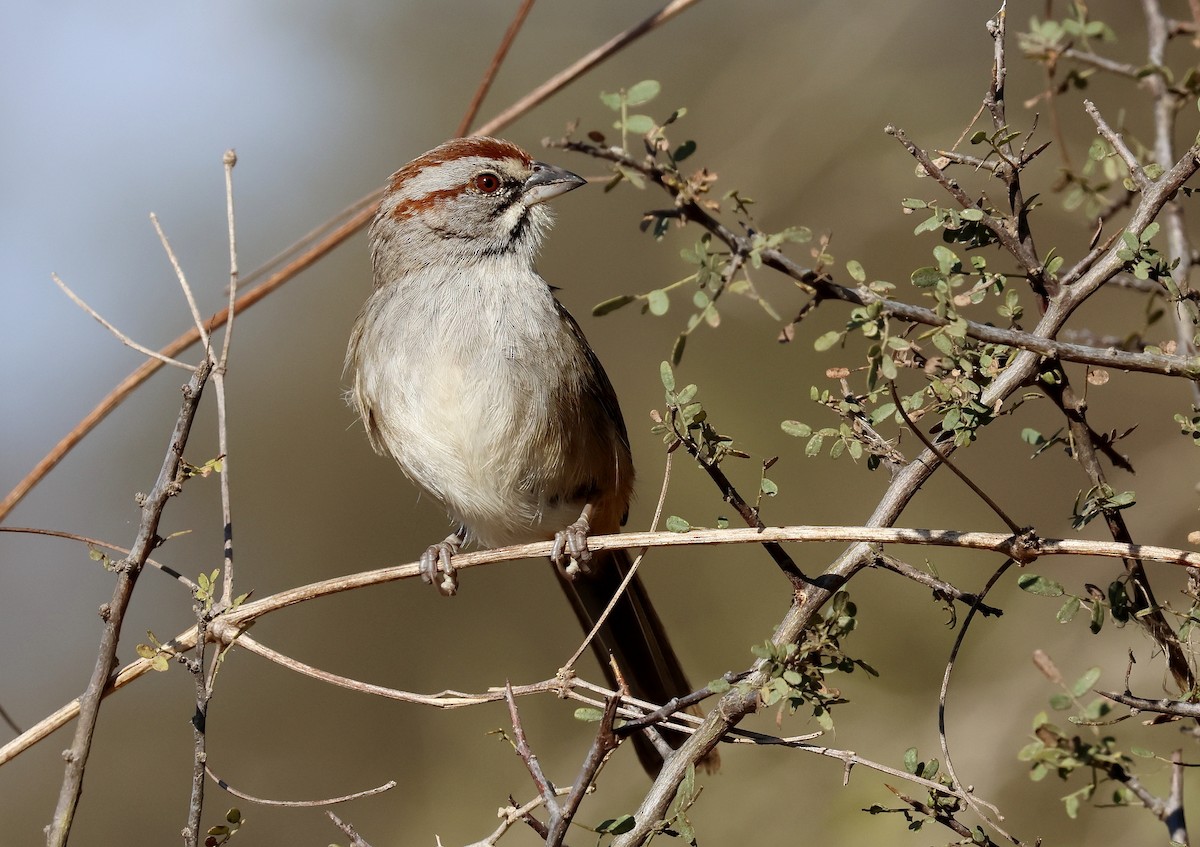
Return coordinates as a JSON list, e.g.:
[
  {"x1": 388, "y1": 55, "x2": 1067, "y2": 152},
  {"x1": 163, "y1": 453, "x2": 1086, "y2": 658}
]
[{"x1": 553, "y1": 547, "x2": 720, "y2": 776}]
